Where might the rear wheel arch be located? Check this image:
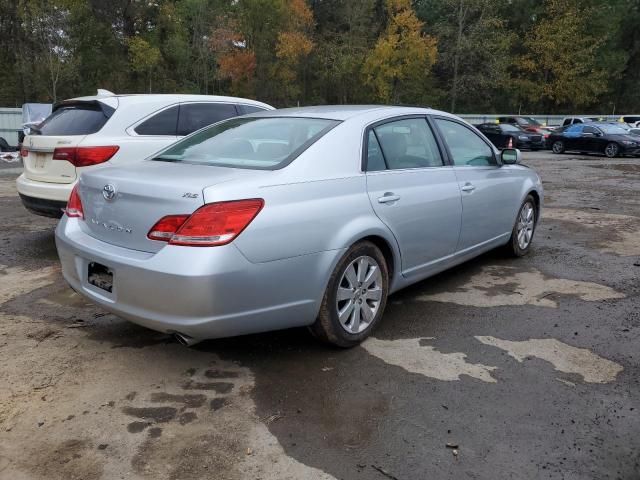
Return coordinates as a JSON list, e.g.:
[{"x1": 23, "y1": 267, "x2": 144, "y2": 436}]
[{"x1": 358, "y1": 235, "x2": 396, "y2": 281}]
